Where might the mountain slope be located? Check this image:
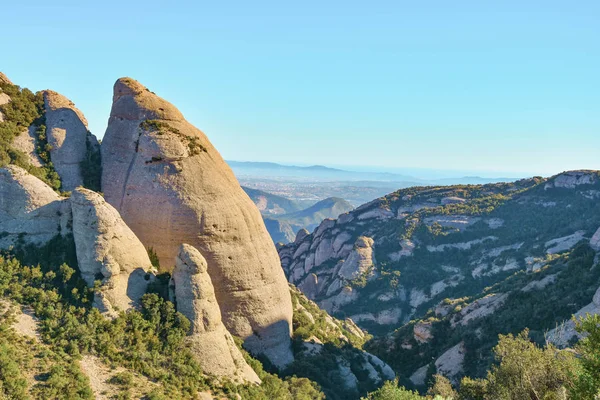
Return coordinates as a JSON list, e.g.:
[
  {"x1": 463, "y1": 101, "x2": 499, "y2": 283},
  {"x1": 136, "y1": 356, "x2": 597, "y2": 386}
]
[{"x1": 279, "y1": 170, "x2": 600, "y2": 383}]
